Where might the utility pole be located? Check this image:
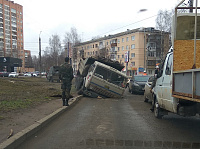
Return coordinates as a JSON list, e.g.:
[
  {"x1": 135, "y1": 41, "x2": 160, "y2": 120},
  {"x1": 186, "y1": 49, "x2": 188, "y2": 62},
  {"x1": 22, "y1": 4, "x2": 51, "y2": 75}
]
[
  {"x1": 144, "y1": 28, "x2": 146, "y2": 71},
  {"x1": 39, "y1": 31, "x2": 42, "y2": 77}
]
